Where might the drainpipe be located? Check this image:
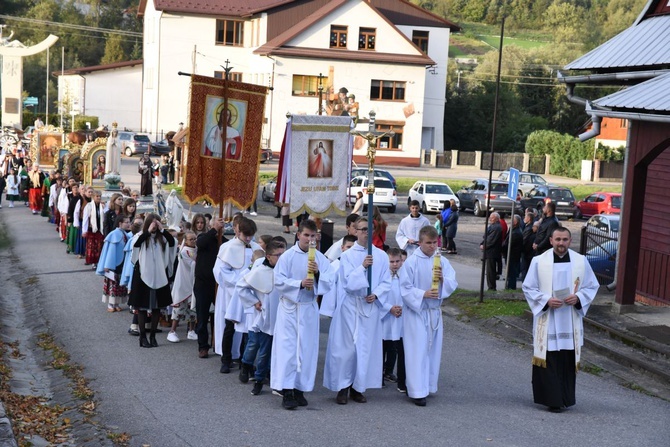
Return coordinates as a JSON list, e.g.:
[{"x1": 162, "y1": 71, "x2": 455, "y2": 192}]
[{"x1": 579, "y1": 105, "x2": 602, "y2": 141}]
